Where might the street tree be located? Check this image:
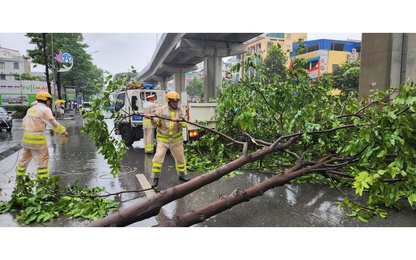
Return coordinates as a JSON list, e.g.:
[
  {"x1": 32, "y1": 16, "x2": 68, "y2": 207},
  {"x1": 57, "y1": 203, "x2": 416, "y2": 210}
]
[
  {"x1": 82, "y1": 48, "x2": 416, "y2": 227},
  {"x1": 186, "y1": 76, "x2": 204, "y2": 100},
  {"x1": 25, "y1": 33, "x2": 103, "y2": 100},
  {"x1": 257, "y1": 44, "x2": 287, "y2": 83},
  {"x1": 318, "y1": 60, "x2": 361, "y2": 96}
]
